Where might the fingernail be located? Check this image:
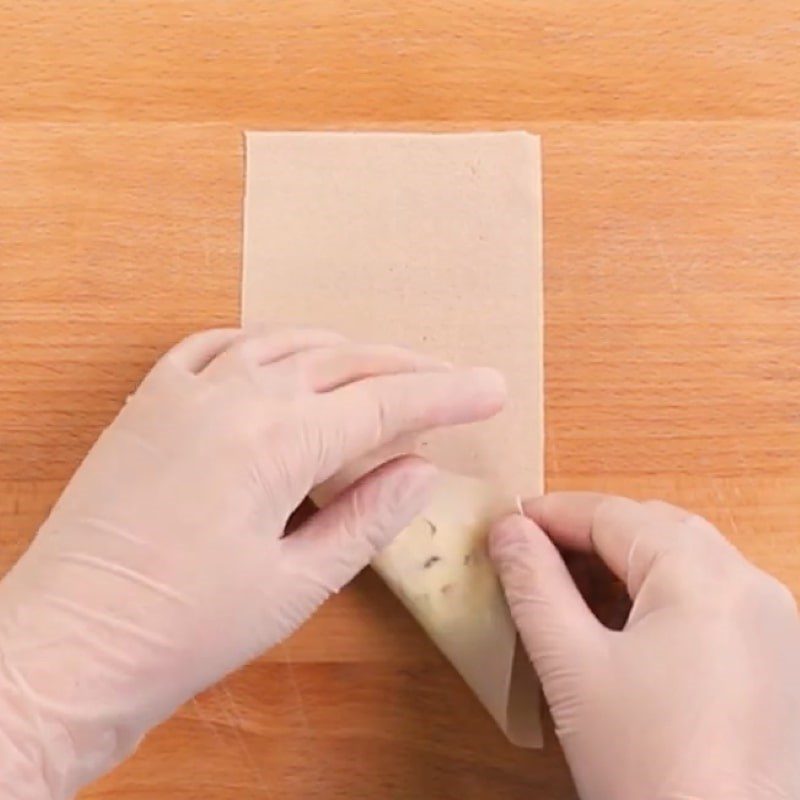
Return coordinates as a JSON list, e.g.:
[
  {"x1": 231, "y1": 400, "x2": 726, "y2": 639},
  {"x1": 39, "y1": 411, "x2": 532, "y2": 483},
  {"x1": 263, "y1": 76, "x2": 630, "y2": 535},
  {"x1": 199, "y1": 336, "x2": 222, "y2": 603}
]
[
  {"x1": 489, "y1": 515, "x2": 533, "y2": 562},
  {"x1": 519, "y1": 494, "x2": 545, "y2": 521},
  {"x1": 417, "y1": 355, "x2": 455, "y2": 372},
  {"x1": 466, "y1": 367, "x2": 508, "y2": 410}
]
